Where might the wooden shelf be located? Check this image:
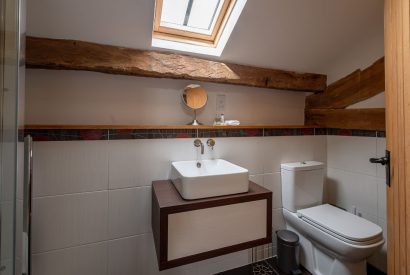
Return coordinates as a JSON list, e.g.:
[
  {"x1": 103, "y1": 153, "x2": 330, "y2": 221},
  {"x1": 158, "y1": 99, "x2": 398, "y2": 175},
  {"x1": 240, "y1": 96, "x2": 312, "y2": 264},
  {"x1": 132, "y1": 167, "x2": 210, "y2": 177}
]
[{"x1": 25, "y1": 124, "x2": 319, "y2": 130}]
